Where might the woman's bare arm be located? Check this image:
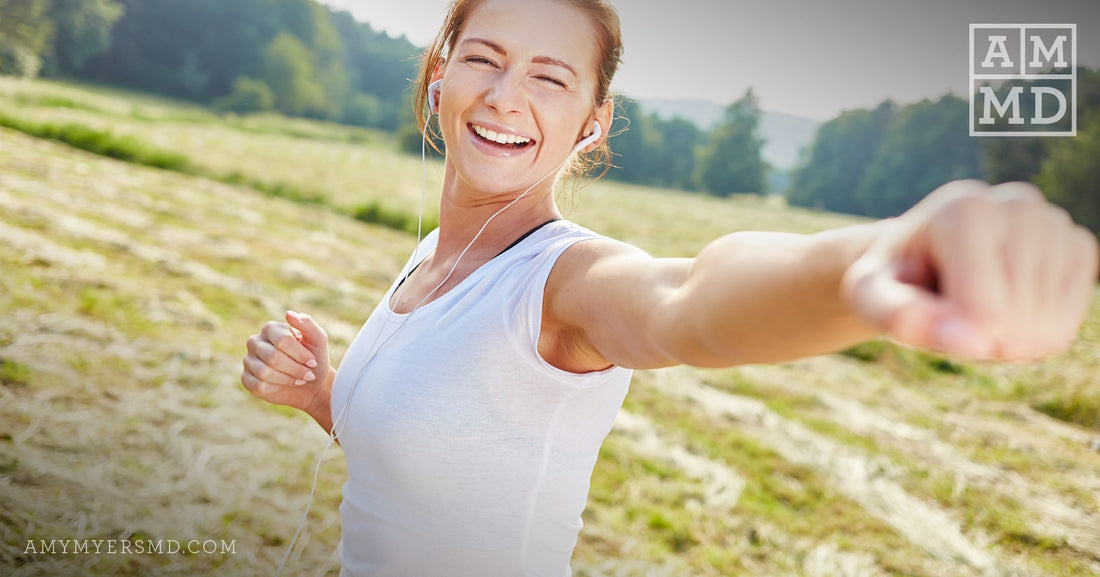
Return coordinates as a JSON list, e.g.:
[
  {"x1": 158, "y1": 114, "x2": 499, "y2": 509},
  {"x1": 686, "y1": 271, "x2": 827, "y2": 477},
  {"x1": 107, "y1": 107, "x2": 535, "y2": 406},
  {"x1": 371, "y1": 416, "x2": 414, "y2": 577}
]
[{"x1": 546, "y1": 181, "x2": 1099, "y2": 371}]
